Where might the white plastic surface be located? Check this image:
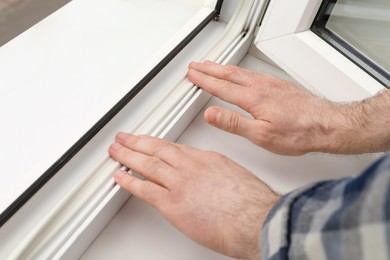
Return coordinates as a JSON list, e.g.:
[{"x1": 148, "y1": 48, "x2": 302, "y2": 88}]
[
  {"x1": 81, "y1": 54, "x2": 379, "y2": 259},
  {"x1": 0, "y1": 0, "x2": 208, "y2": 214},
  {"x1": 255, "y1": 0, "x2": 386, "y2": 100},
  {"x1": 259, "y1": 32, "x2": 384, "y2": 100},
  {"x1": 5, "y1": 0, "x2": 262, "y2": 256},
  {"x1": 0, "y1": 20, "x2": 228, "y2": 259}
]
